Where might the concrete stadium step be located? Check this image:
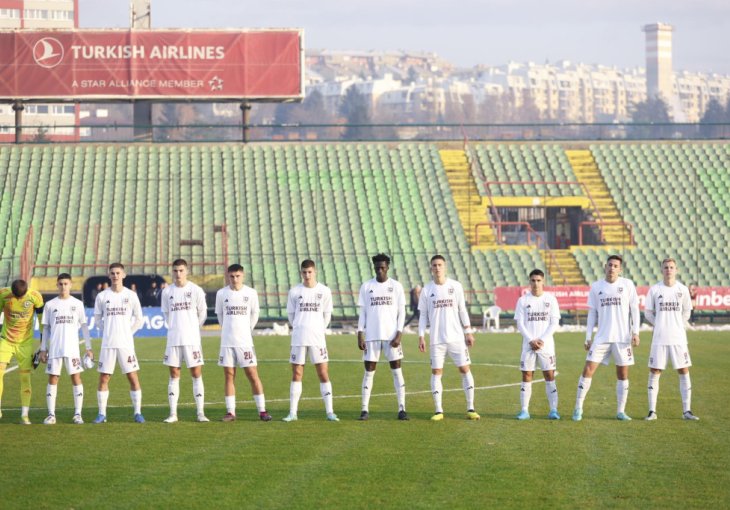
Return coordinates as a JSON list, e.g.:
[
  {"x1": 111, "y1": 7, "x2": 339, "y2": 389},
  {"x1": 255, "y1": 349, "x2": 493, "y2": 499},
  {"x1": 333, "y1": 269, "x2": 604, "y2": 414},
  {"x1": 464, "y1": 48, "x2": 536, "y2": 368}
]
[{"x1": 541, "y1": 249, "x2": 586, "y2": 285}]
